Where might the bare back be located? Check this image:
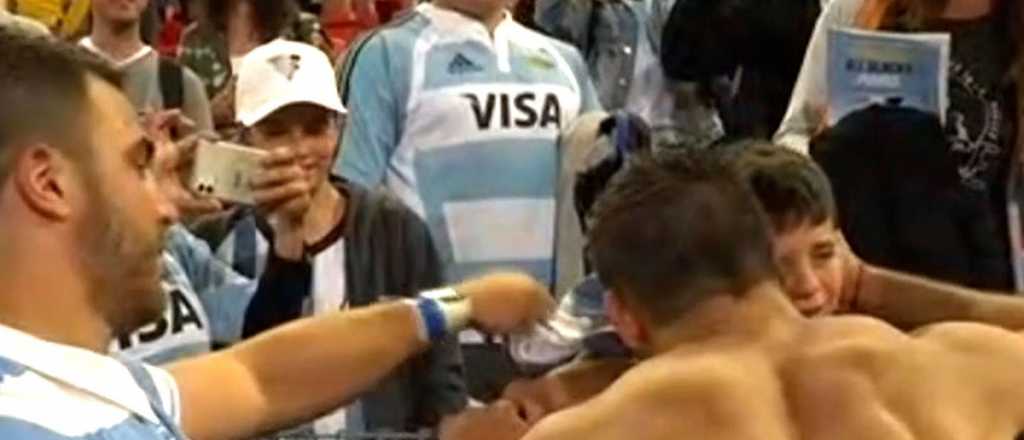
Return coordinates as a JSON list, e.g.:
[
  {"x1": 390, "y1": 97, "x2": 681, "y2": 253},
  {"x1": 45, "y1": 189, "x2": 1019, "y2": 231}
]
[{"x1": 525, "y1": 317, "x2": 1024, "y2": 440}]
